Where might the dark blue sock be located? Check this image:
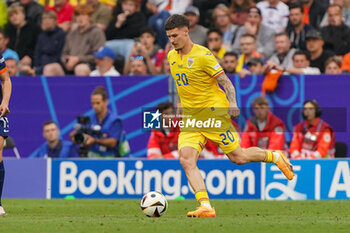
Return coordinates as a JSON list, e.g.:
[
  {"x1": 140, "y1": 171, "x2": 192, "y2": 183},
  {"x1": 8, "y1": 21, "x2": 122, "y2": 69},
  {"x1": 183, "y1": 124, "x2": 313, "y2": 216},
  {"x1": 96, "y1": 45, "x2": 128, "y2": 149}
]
[{"x1": 0, "y1": 161, "x2": 4, "y2": 206}]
